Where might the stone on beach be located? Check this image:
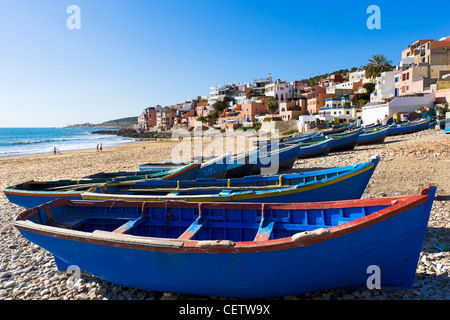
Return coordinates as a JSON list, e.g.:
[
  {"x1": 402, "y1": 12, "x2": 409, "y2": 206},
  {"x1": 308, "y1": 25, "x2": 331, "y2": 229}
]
[{"x1": 0, "y1": 128, "x2": 448, "y2": 300}]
